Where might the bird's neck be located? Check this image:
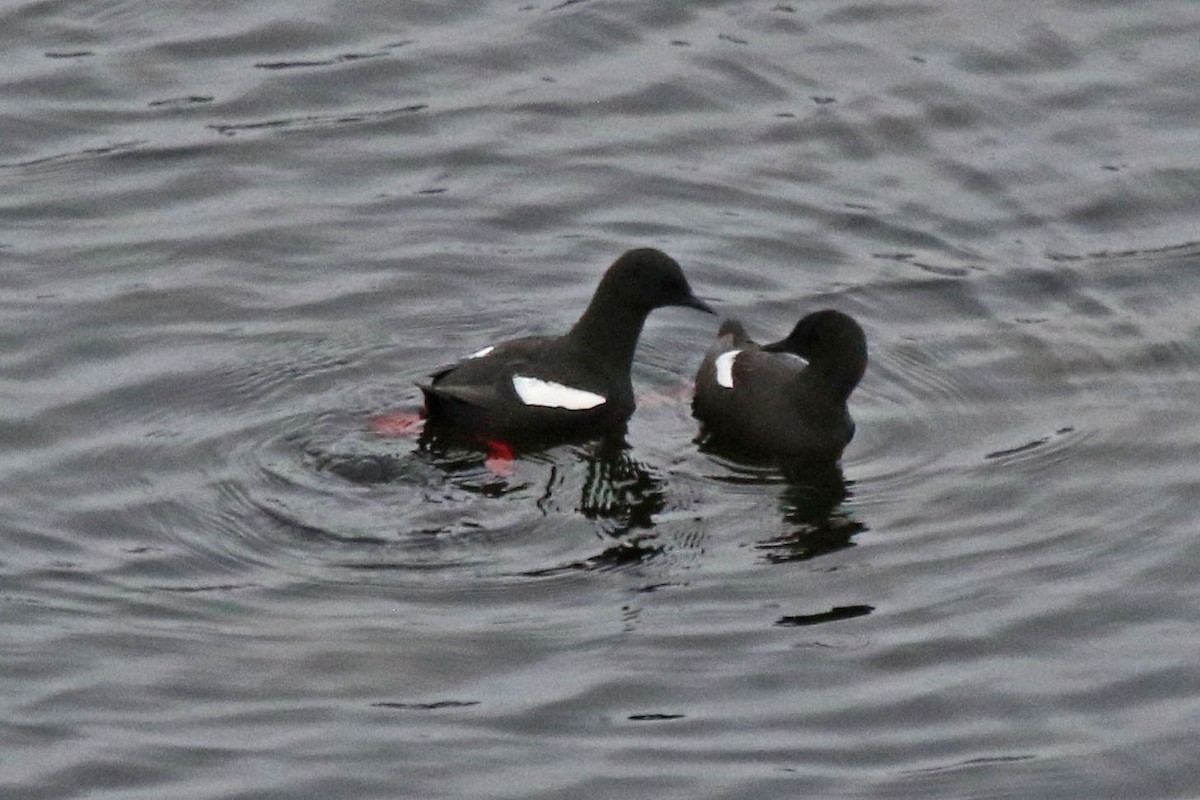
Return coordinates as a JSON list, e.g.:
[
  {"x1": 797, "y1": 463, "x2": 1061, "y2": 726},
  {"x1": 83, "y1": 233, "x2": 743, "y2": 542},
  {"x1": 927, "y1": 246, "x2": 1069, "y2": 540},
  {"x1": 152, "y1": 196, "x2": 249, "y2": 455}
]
[
  {"x1": 565, "y1": 290, "x2": 648, "y2": 378},
  {"x1": 798, "y1": 359, "x2": 858, "y2": 405}
]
